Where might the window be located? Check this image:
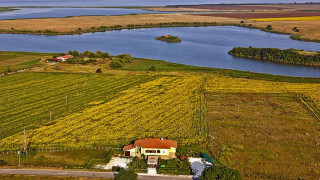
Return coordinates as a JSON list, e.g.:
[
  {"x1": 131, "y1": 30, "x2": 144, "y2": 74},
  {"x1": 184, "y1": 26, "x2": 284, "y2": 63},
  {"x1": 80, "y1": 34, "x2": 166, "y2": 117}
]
[
  {"x1": 157, "y1": 150, "x2": 160, "y2": 153},
  {"x1": 163, "y1": 150, "x2": 166, "y2": 153}
]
